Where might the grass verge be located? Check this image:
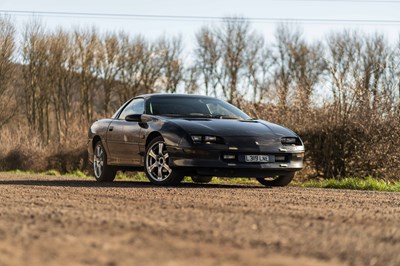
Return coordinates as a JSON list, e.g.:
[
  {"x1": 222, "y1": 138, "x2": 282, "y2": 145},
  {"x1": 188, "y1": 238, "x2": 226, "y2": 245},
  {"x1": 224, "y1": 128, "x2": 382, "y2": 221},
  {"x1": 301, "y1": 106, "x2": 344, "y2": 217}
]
[
  {"x1": 2, "y1": 170, "x2": 400, "y2": 192},
  {"x1": 296, "y1": 176, "x2": 400, "y2": 192}
]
